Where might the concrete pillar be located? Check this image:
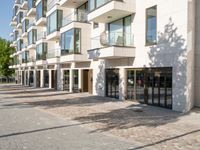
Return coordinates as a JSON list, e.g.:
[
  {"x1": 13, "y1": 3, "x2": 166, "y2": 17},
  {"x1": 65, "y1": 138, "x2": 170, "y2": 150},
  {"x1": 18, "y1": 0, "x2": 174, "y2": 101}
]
[
  {"x1": 69, "y1": 69, "x2": 74, "y2": 93},
  {"x1": 78, "y1": 69, "x2": 82, "y2": 92},
  {"x1": 27, "y1": 70, "x2": 30, "y2": 86},
  {"x1": 40, "y1": 70, "x2": 44, "y2": 88},
  {"x1": 119, "y1": 68, "x2": 126, "y2": 100},
  {"x1": 49, "y1": 70, "x2": 52, "y2": 89},
  {"x1": 56, "y1": 64, "x2": 62, "y2": 91},
  {"x1": 33, "y1": 70, "x2": 37, "y2": 88}
]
